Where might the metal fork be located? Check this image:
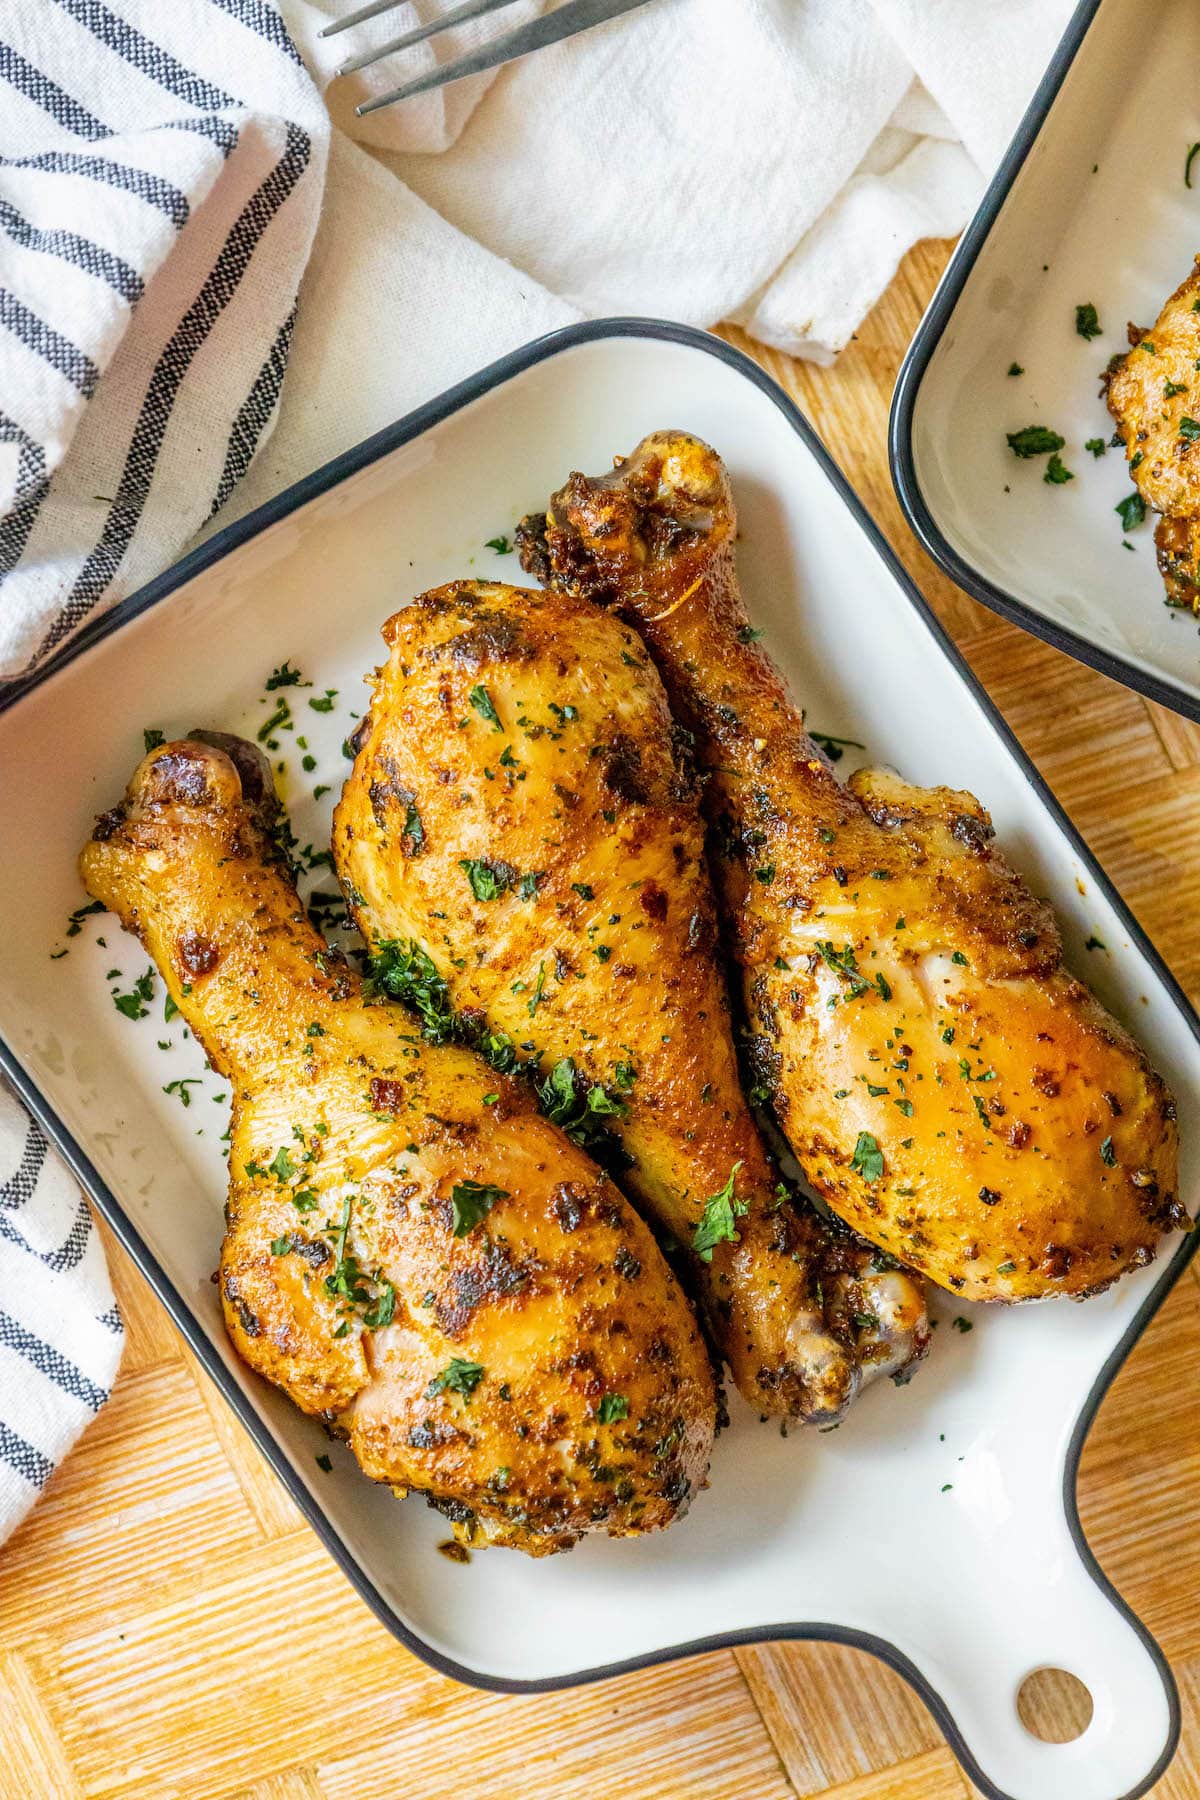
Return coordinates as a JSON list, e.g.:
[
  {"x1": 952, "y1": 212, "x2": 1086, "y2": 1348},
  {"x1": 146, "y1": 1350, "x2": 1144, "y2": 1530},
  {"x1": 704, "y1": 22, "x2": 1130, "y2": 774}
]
[{"x1": 321, "y1": 0, "x2": 662, "y2": 116}]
